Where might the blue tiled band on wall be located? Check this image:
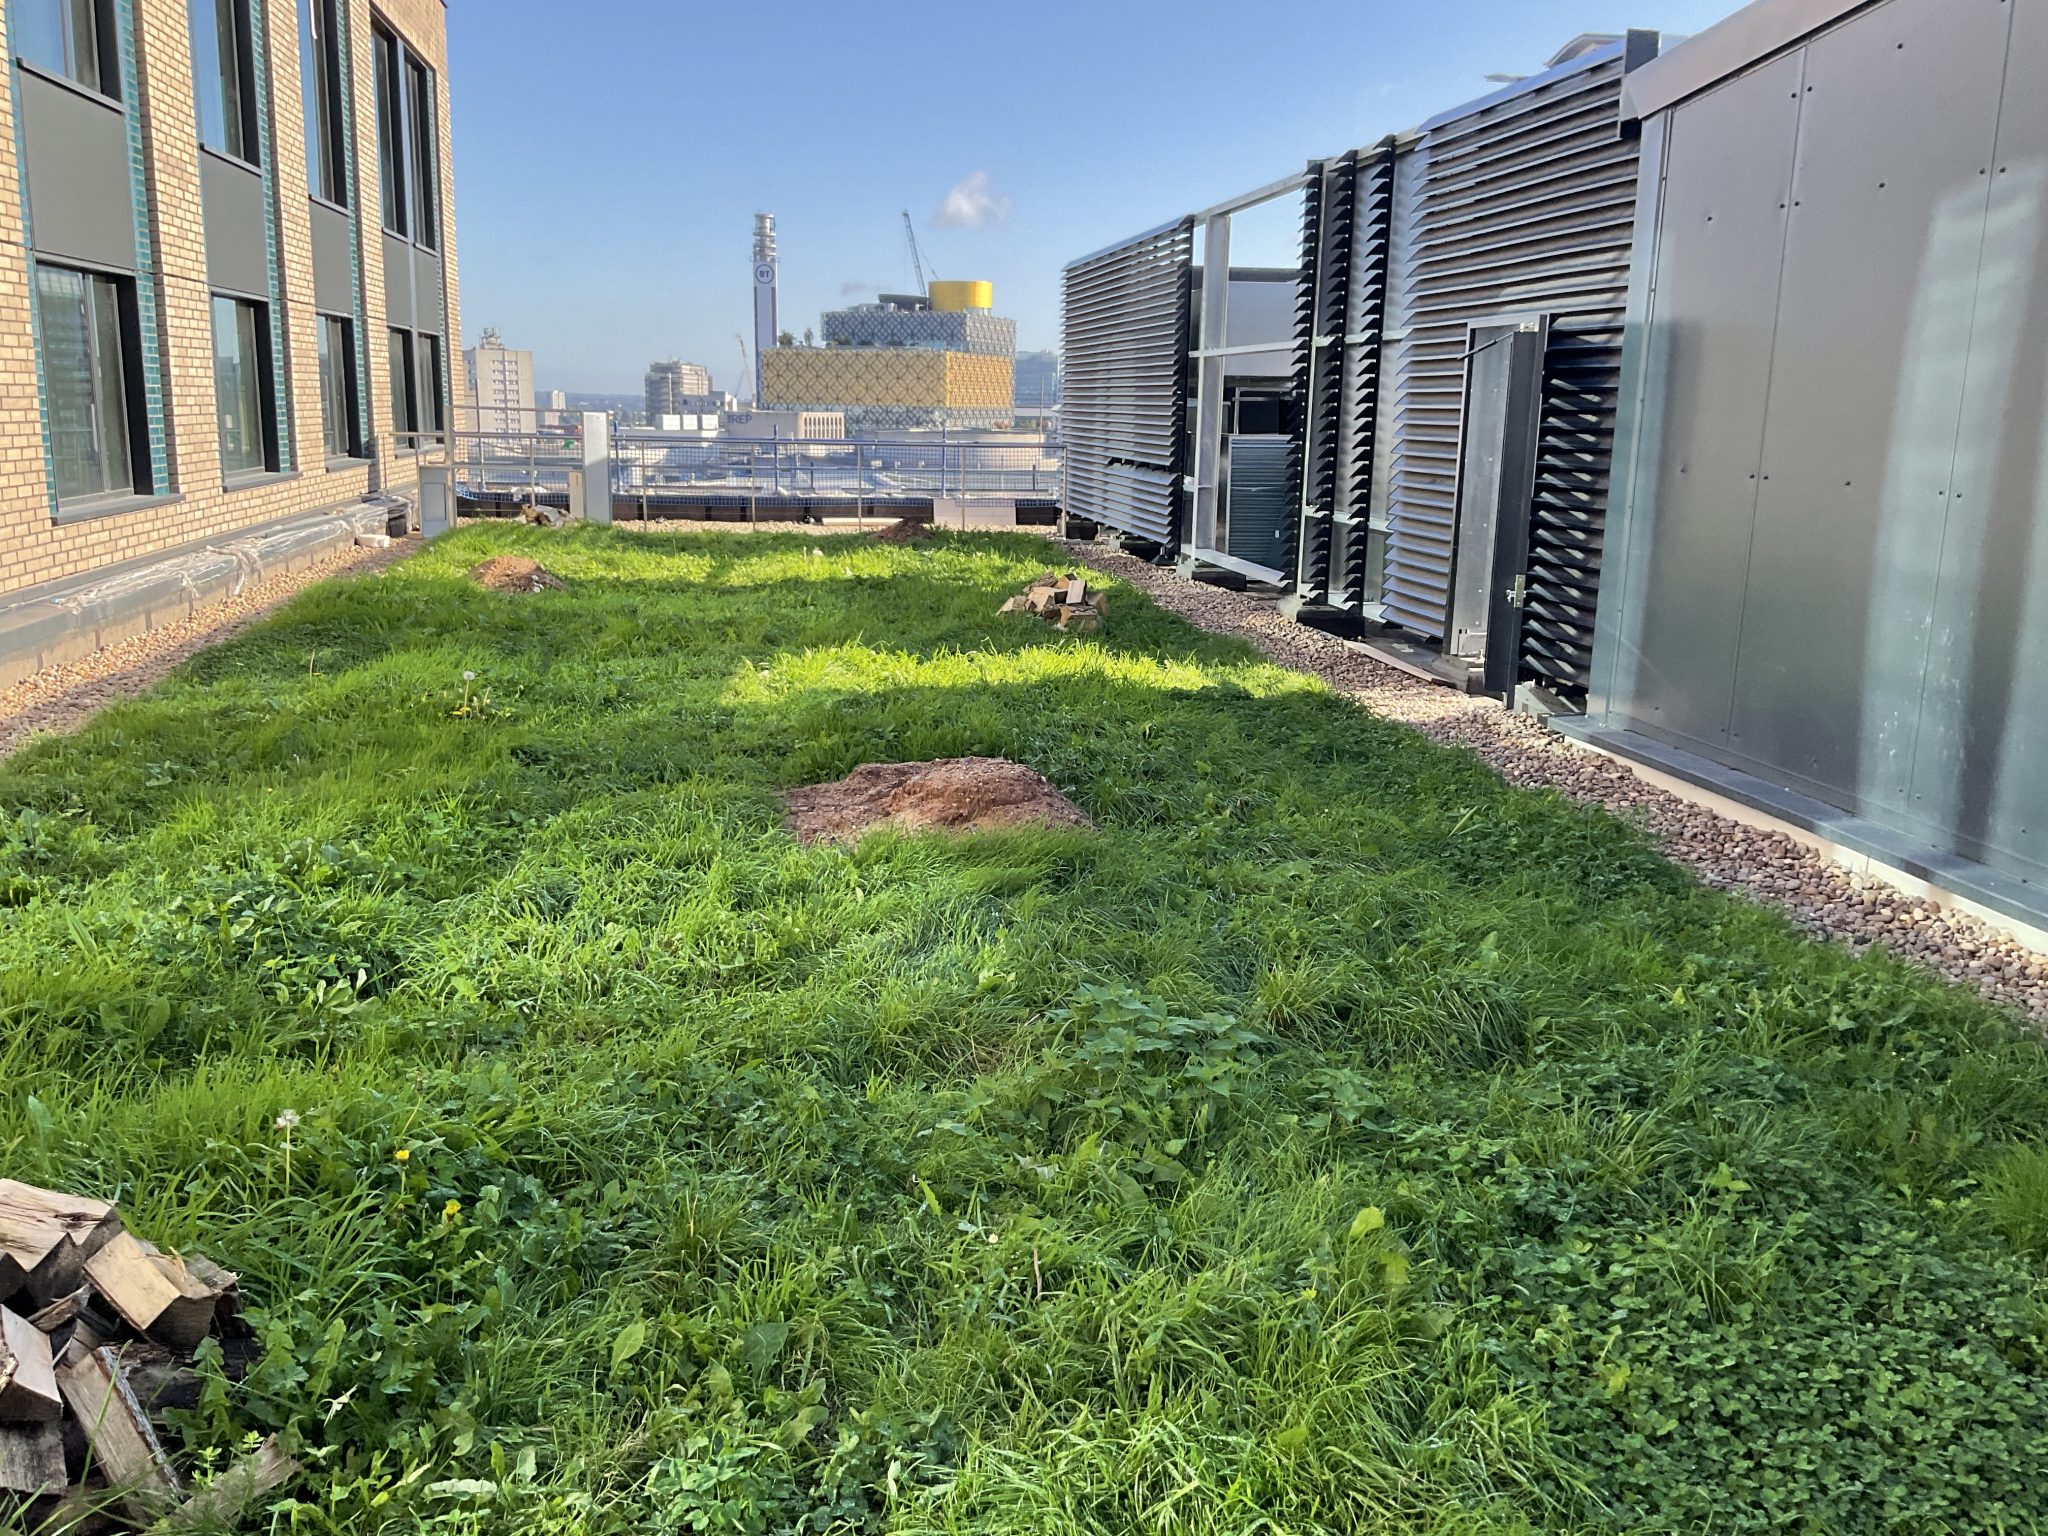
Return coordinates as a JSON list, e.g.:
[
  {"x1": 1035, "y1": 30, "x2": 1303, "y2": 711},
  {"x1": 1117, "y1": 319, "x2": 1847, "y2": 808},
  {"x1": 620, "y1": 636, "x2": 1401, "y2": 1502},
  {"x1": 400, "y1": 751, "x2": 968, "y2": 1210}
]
[
  {"x1": 114, "y1": 0, "x2": 171, "y2": 494},
  {"x1": 247, "y1": 0, "x2": 294, "y2": 468},
  {"x1": 332, "y1": 0, "x2": 371, "y2": 444}
]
